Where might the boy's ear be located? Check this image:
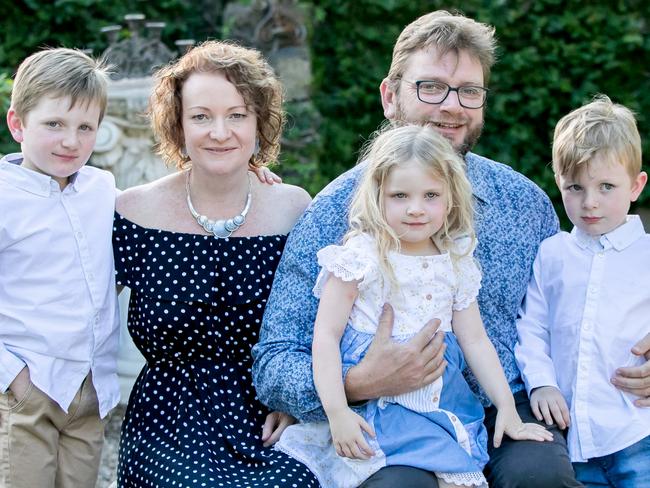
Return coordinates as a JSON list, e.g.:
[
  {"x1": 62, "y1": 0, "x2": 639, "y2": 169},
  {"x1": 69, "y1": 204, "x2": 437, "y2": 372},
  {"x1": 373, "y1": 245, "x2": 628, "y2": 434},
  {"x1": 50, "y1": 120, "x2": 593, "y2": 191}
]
[
  {"x1": 6, "y1": 109, "x2": 24, "y2": 143},
  {"x1": 630, "y1": 171, "x2": 647, "y2": 202}
]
